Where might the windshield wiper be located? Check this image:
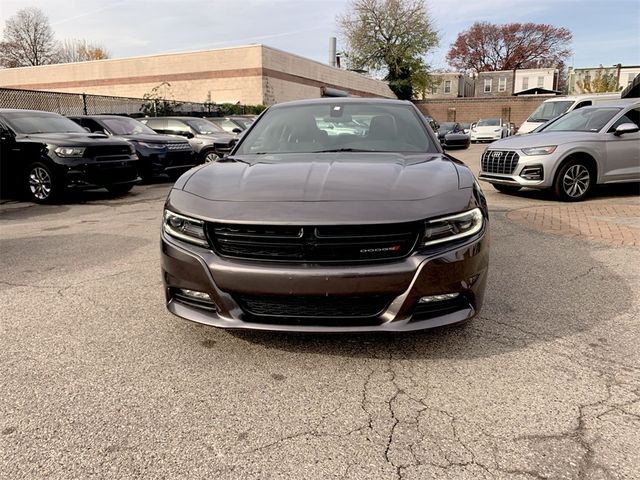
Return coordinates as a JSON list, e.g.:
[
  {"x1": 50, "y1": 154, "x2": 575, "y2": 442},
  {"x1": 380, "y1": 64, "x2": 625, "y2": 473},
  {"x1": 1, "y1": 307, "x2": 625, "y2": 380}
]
[{"x1": 312, "y1": 148, "x2": 372, "y2": 153}]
